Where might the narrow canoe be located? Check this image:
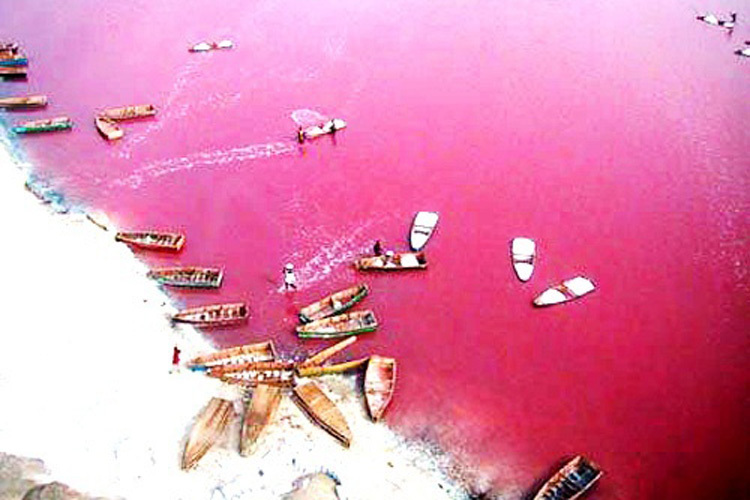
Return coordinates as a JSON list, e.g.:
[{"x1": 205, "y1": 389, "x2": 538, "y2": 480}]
[
  {"x1": 296, "y1": 310, "x2": 378, "y2": 339},
  {"x1": 511, "y1": 237, "x2": 536, "y2": 282},
  {"x1": 410, "y1": 211, "x2": 439, "y2": 251},
  {"x1": 114, "y1": 231, "x2": 185, "y2": 251},
  {"x1": 95, "y1": 116, "x2": 124, "y2": 141},
  {"x1": 0, "y1": 42, "x2": 19, "y2": 54},
  {"x1": 12, "y1": 116, "x2": 73, "y2": 134},
  {"x1": 299, "y1": 337, "x2": 357, "y2": 368},
  {"x1": 292, "y1": 381, "x2": 352, "y2": 447},
  {"x1": 0, "y1": 66, "x2": 26, "y2": 77},
  {"x1": 147, "y1": 267, "x2": 223, "y2": 288},
  {"x1": 0, "y1": 56, "x2": 28, "y2": 67},
  {"x1": 532, "y1": 456, "x2": 602, "y2": 500},
  {"x1": 298, "y1": 284, "x2": 369, "y2": 323},
  {"x1": 0, "y1": 95, "x2": 47, "y2": 109},
  {"x1": 173, "y1": 302, "x2": 248, "y2": 327},
  {"x1": 240, "y1": 384, "x2": 282, "y2": 457},
  {"x1": 216, "y1": 361, "x2": 296, "y2": 387},
  {"x1": 188, "y1": 340, "x2": 276, "y2": 369},
  {"x1": 364, "y1": 356, "x2": 397, "y2": 421},
  {"x1": 533, "y1": 277, "x2": 595, "y2": 307},
  {"x1": 100, "y1": 104, "x2": 157, "y2": 121},
  {"x1": 355, "y1": 252, "x2": 427, "y2": 271},
  {"x1": 182, "y1": 397, "x2": 235, "y2": 470},
  {"x1": 189, "y1": 40, "x2": 234, "y2": 52}
]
